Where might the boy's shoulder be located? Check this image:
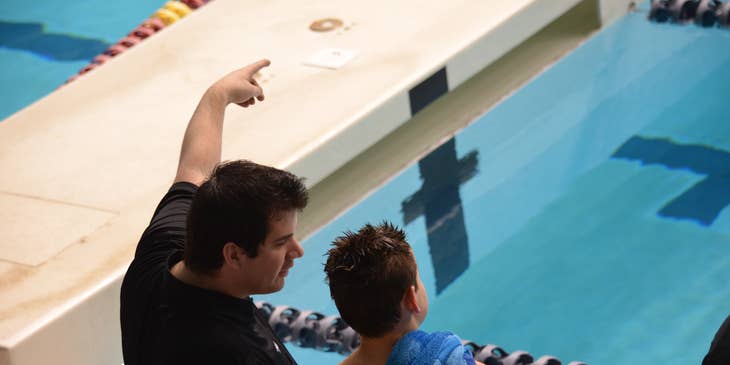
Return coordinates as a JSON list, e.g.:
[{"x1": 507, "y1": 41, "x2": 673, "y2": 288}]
[
  {"x1": 339, "y1": 355, "x2": 358, "y2": 365},
  {"x1": 340, "y1": 351, "x2": 373, "y2": 365}
]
